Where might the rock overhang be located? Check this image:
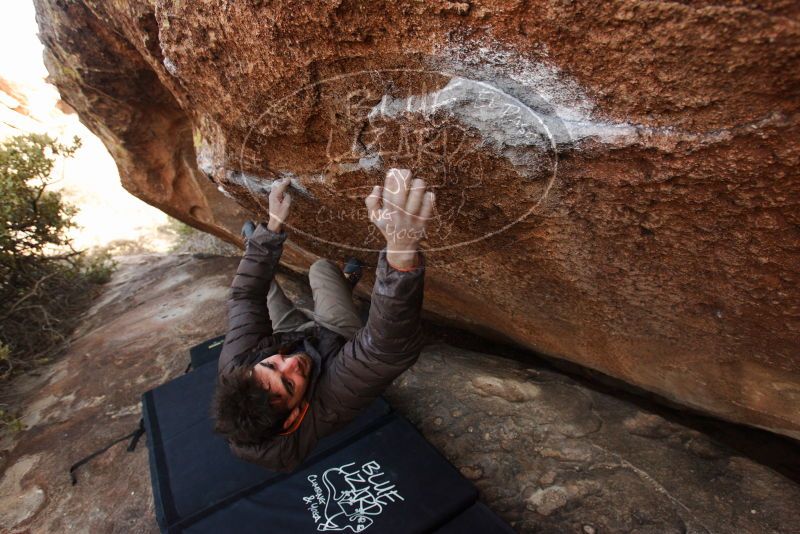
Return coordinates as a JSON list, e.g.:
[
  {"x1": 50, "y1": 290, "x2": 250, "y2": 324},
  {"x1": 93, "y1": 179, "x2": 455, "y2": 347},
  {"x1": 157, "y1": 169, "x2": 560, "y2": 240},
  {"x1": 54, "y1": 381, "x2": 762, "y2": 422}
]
[{"x1": 32, "y1": 0, "x2": 800, "y2": 439}]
